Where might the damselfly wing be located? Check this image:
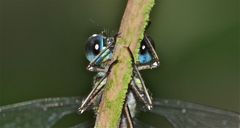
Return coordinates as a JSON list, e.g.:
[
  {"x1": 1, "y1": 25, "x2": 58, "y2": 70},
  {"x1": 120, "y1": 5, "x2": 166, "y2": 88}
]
[
  {"x1": 0, "y1": 97, "x2": 89, "y2": 128},
  {"x1": 151, "y1": 99, "x2": 240, "y2": 128},
  {"x1": 0, "y1": 97, "x2": 239, "y2": 128}
]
